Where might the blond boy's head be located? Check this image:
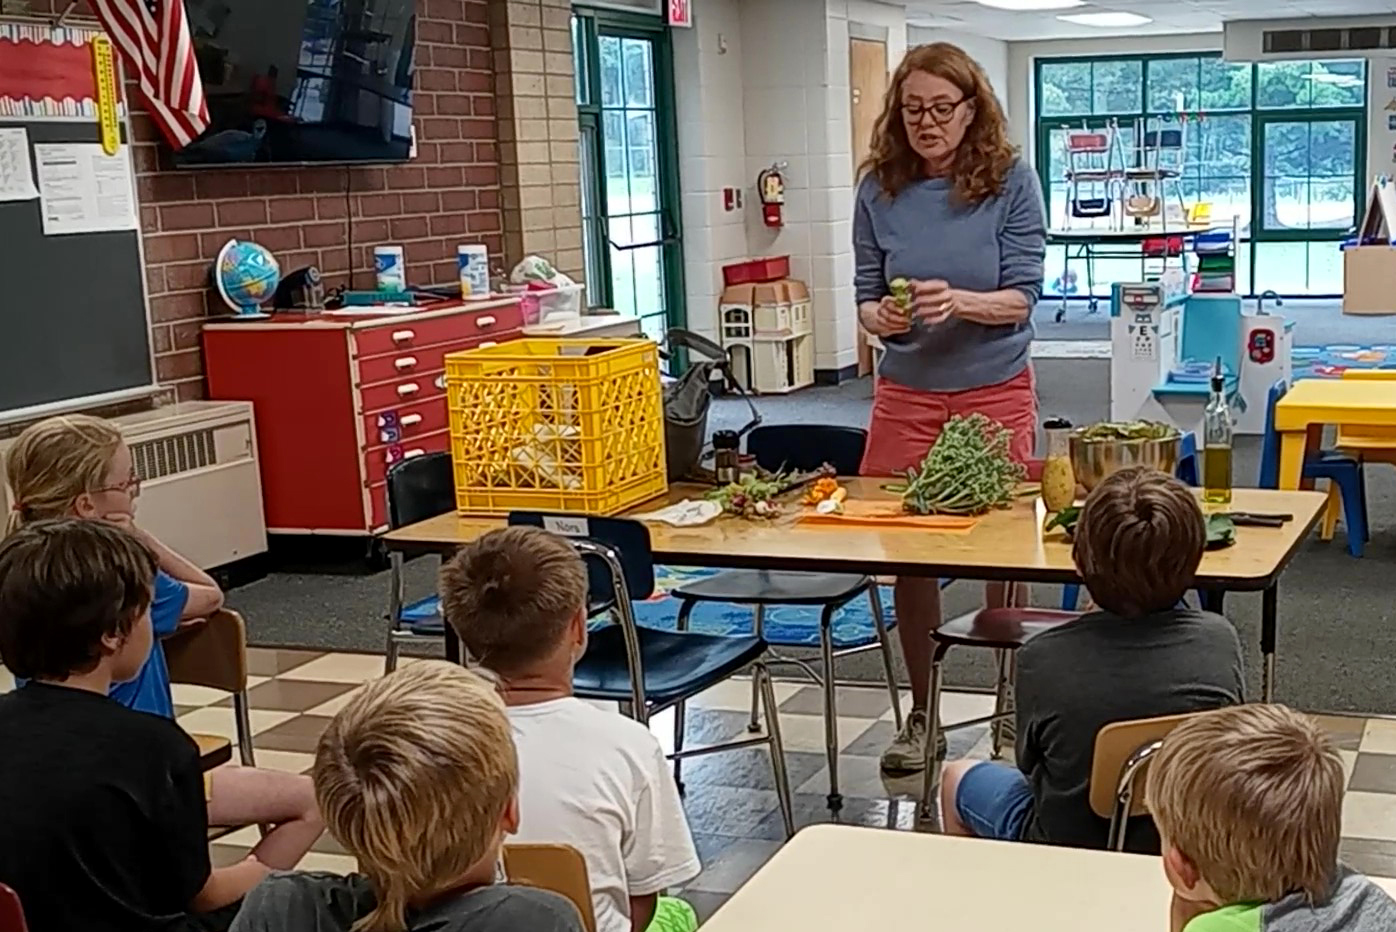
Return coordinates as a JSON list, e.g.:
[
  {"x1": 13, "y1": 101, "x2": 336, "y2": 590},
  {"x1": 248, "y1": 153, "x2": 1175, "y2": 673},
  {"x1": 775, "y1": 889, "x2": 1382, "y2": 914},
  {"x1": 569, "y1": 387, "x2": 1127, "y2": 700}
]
[
  {"x1": 1146, "y1": 704, "x2": 1344, "y2": 907},
  {"x1": 438, "y1": 526, "x2": 588, "y2": 675},
  {"x1": 314, "y1": 661, "x2": 517, "y2": 932}
]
